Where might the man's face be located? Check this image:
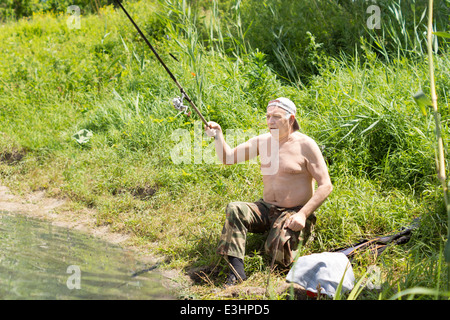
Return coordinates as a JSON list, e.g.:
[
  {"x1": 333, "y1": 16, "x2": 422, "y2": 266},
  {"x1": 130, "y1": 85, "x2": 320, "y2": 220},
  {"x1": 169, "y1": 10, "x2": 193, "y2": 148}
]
[{"x1": 266, "y1": 106, "x2": 291, "y2": 136}]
